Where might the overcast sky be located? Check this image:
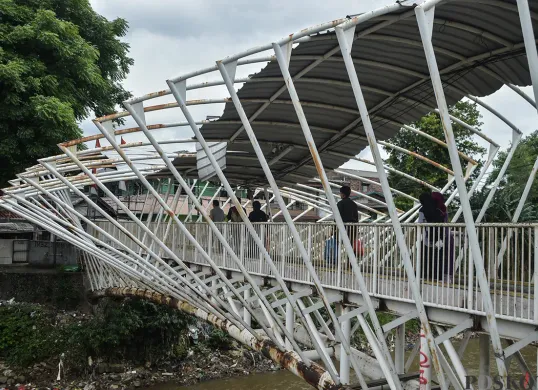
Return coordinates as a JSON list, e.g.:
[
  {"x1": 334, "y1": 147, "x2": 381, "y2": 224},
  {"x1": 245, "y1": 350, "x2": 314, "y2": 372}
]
[{"x1": 85, "y1": 0, "x2": 537, "y2": 174}]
